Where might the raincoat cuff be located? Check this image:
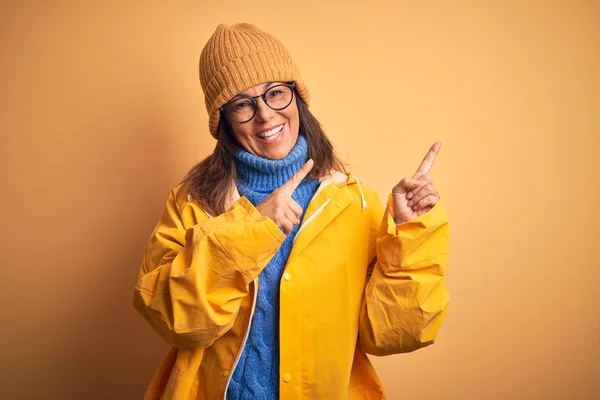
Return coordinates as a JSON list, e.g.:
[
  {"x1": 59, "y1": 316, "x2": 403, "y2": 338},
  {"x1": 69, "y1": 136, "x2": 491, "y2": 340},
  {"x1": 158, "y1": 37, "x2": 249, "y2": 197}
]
[{"x1": 235, "y1": 196, "x2": 287, "y2": 243}]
